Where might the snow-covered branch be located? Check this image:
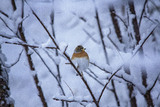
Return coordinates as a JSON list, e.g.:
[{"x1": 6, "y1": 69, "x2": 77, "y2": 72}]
[
  {"x1": 5, "y1": 42, "x2": 57, "y2": 49},
  {"x1": 53, "y1": 96, "x2": 93, "y2": 103}
]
